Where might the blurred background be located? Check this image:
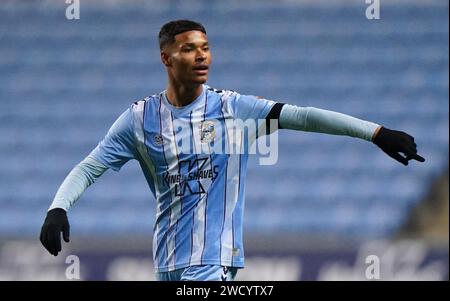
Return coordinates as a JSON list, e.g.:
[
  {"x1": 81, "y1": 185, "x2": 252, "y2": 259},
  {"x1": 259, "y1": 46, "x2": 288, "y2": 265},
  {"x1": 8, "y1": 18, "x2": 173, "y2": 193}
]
[{"x1": 0, "y1": 0, "x2": 448, "y2": 280}]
